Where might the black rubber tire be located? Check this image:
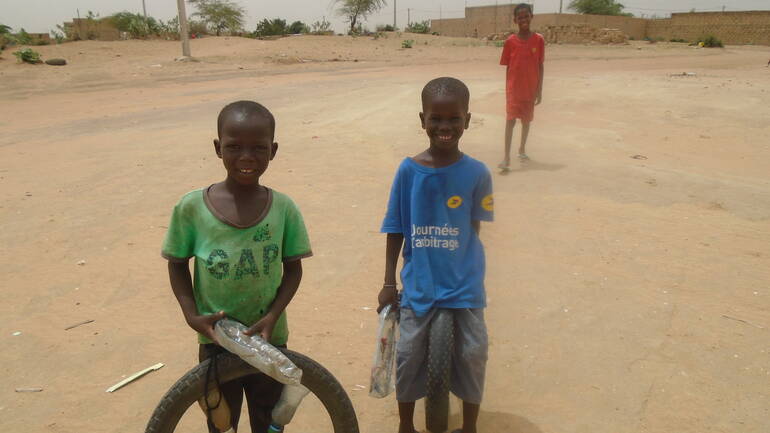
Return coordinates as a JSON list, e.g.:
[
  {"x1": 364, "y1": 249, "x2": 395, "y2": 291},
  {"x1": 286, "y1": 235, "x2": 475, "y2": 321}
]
[
  {"x1": 145, "y1": 350, "x2": 359, "y2": 433},
  {"x1": 425, "y1": 309, "x2": 454, "y2": 433}
]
